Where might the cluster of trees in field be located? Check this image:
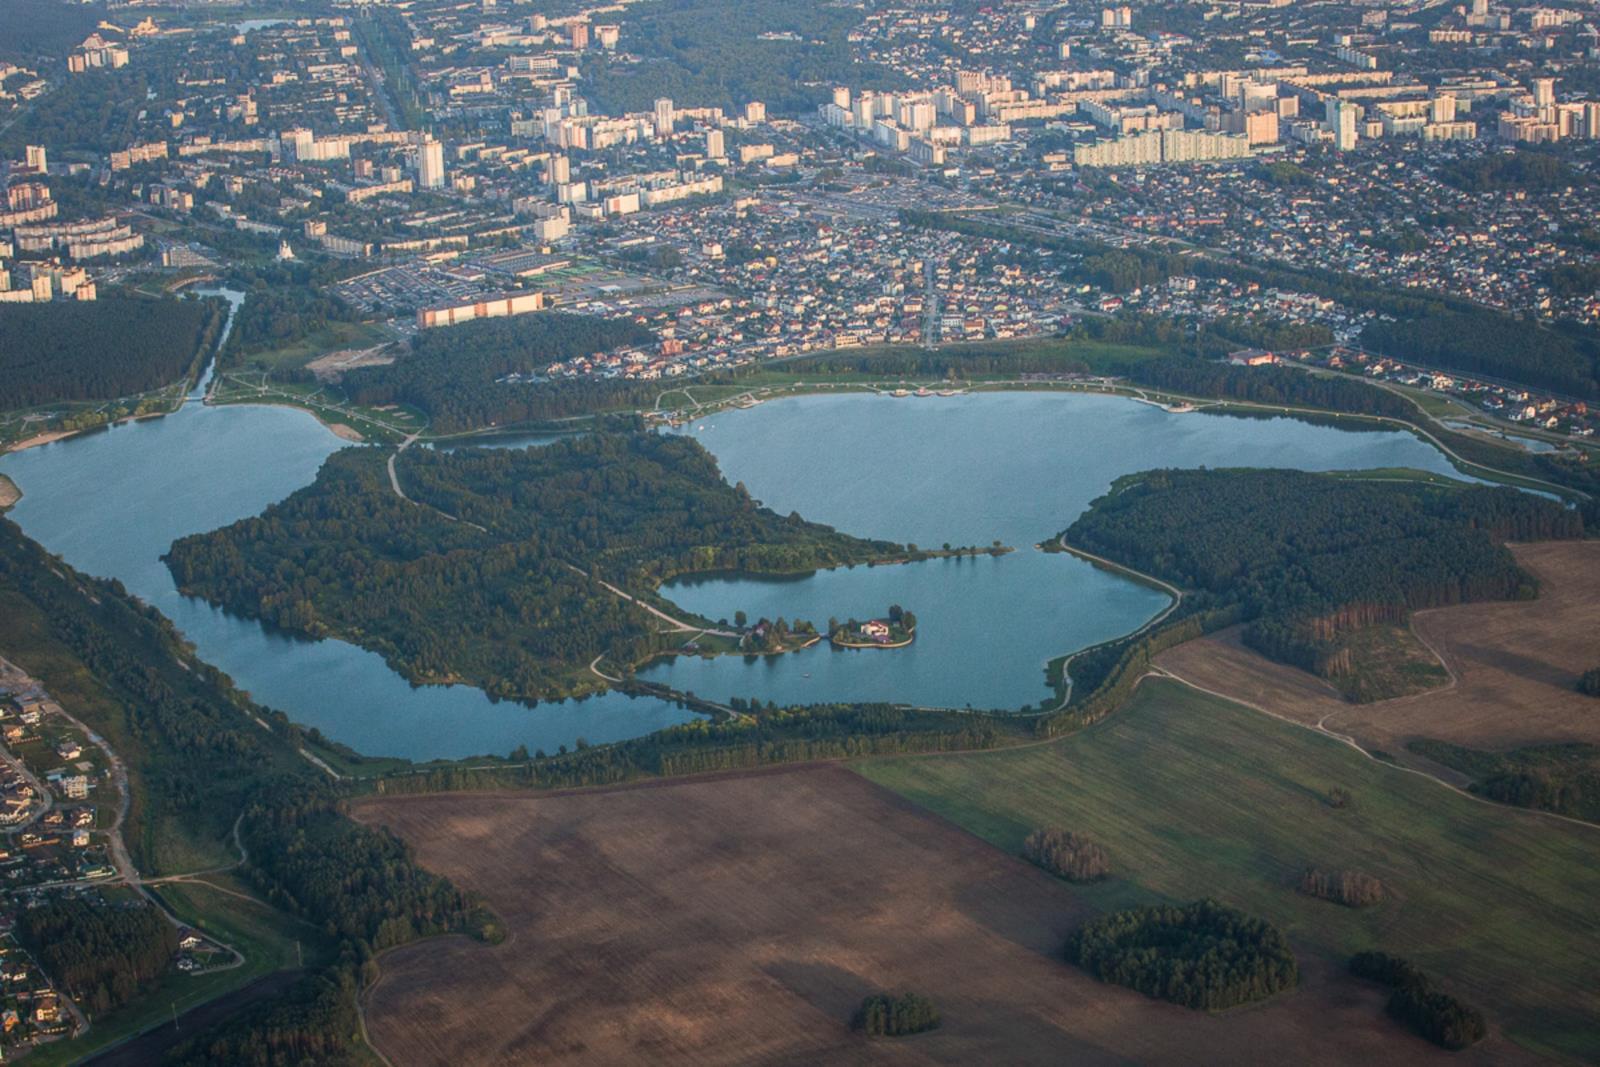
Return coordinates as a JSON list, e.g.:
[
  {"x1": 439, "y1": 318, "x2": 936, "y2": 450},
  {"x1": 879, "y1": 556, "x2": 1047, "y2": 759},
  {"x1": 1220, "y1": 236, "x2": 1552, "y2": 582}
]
[
  {"x1": 1021, "y1": 827, "x2": 1110, "y2": 882},
  {"x1": 580, "y1": 0, "x2": 905, "y2": 115},
  {"x1": 855, "y1": 993, "x2": 941, "y2": 1037},
  {"x1": 1121, "y1": 358, "x2": 1416, "y2": 418},
  {"x1": 1063, "y1": 469, "x2": 1583, "y2": 683},
  {"x1": 340, "y1": 312, "x2": 657, "y2": 431},
  {"x1": 0, "y1": 296, "x2": 223, "y2": 409},
  {"x1": 19, "y1": 896, "x2": 177, "y2": 1018},
  {"x1": 1297, "y1": 868, "x2": 1385, "y2": 907},
  {"x1": 1406, "y1": 738, "x2": 1600, "y2": 821},
  {"x1": 1349, "y1": 952, "x2": 1486, "y2": 1050},
  {"x1": 1064, "y1": 900, "x2": 1298, "y2": 1011},
  {"x1": 1579, "y1": 667, "x2": 1600, "y2": 697},
  {"x1": 1361, "y1": 313, "x2": 1600, "y2": 401},
  {"x1": 165, "y1": 433, "x2": 902, "y2": 700}
]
